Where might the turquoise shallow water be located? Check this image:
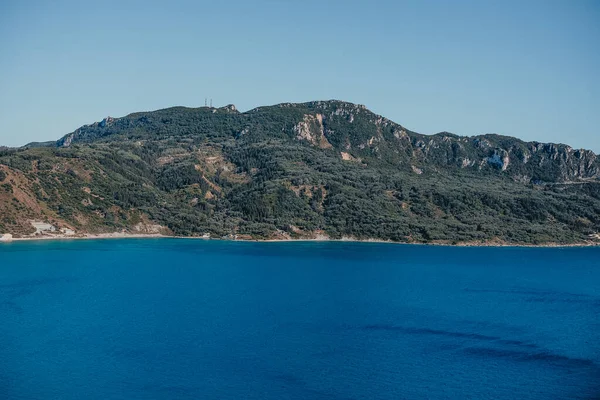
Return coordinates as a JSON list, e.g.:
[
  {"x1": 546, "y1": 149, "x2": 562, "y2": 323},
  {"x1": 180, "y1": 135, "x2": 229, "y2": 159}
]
[{"x1": 0, "y1": 239, "x2": 599, "y2": 399}]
